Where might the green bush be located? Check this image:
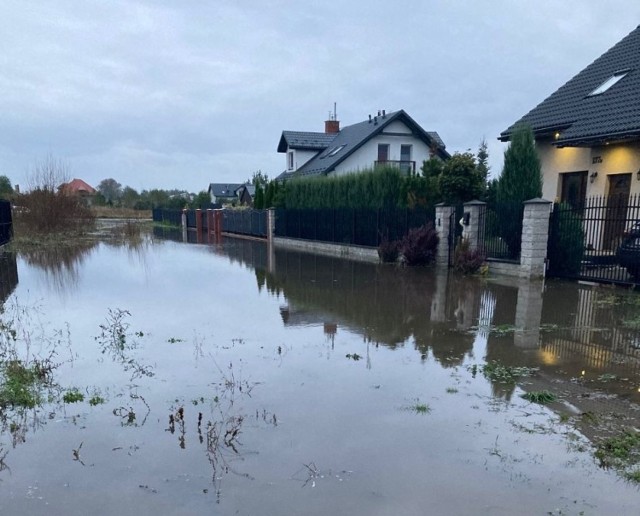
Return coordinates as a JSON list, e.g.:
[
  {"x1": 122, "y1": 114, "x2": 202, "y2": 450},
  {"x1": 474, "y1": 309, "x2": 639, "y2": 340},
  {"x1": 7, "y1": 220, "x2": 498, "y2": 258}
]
[{"x1": 548, "y1": 203, "x2": 584, "y2": 275}]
